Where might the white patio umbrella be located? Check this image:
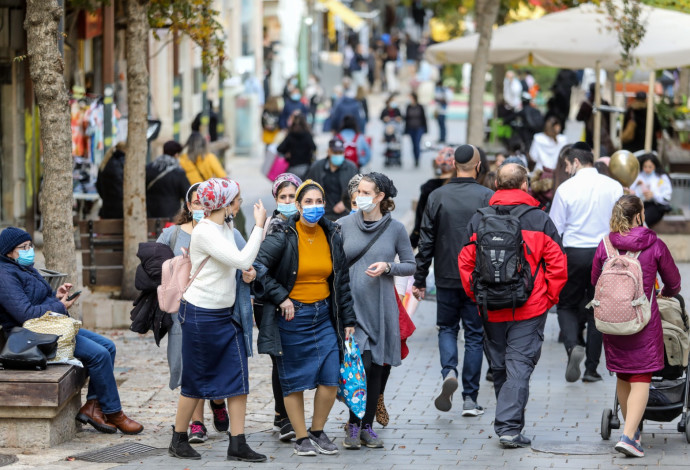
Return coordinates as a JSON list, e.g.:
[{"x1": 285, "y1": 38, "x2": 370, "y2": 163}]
[{"x1": 425, "y1": 3, "x2": 690, "y2": 155}]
